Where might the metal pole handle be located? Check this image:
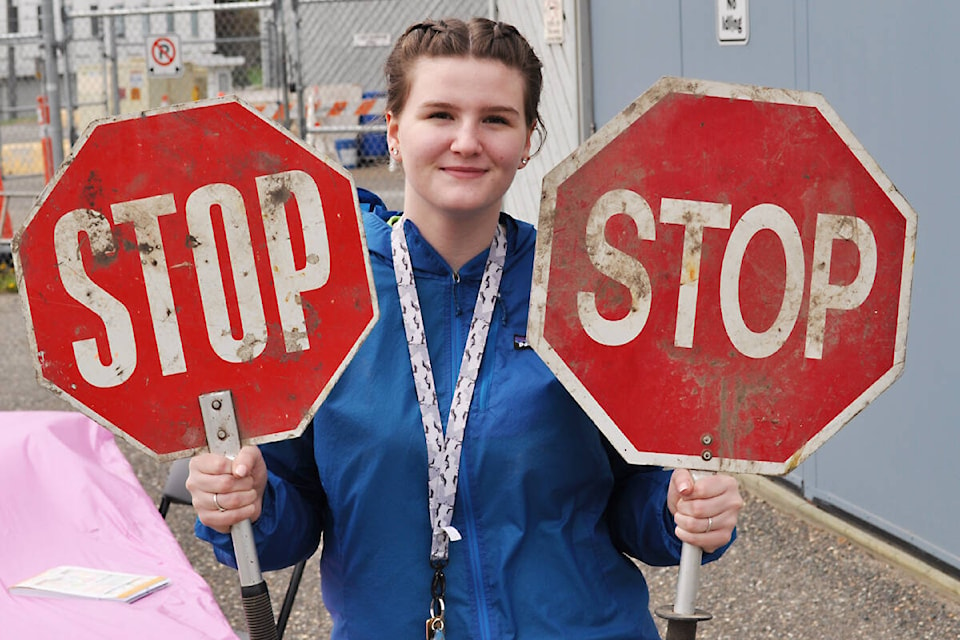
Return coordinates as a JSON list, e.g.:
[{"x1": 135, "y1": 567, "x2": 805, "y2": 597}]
[
  {"x1": 674, "y1": 535, "x2": 703, "y2": 614},
  {"x1": 675, "y1": 469, "x2": 714, "y2": 611},
  {"x1": 655, "y1": 470, "x2": 713, "y2": 639},
  {"x1": 201, "y1": 391, "x2": 279, "y2": 640}
]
